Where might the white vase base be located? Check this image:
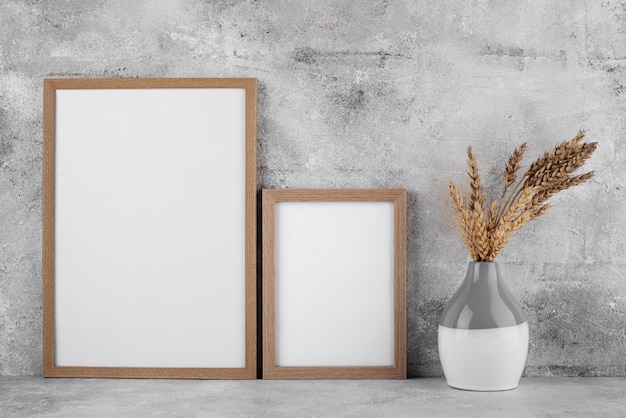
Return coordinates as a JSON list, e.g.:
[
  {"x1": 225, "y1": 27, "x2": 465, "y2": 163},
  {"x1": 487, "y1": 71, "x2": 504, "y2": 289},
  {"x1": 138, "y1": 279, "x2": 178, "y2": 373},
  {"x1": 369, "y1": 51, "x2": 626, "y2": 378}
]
[{"x1": 438, "y1": 322, "x2": 529, "y2": 392}]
